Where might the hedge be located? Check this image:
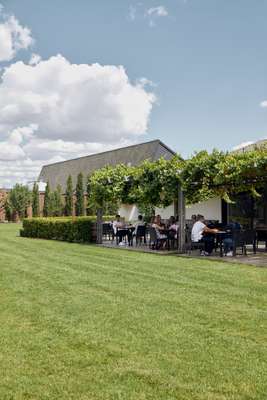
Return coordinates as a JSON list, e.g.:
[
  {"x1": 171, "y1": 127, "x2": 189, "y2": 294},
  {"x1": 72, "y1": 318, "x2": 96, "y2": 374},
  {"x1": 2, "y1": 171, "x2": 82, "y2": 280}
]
[{"x1": 20, "y1": 216, "x2": 115, "y2": 243}]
